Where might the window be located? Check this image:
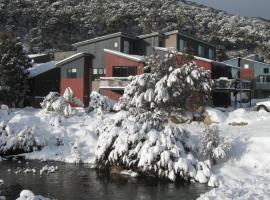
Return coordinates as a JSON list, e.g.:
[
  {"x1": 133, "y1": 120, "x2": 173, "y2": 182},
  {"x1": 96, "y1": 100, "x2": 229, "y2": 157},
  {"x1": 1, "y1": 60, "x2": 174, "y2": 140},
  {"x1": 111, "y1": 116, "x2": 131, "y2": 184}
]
[
  {"x1": 93, "y1": 68, "x2": 98, "y2": 75},
  {"x1": 113, "y1": 66, "x2": 137, "y2": 77},
  {"x1": 198, "y1": 45, "x2": 204, "y2": 57},
  {"x1": 98, "y1": 68, "x2": 104, "y2": 75},
  {"x1": 244, "y1": 64, "x2": 249, "y2": 69},
  {"x1": 264, "y1": 68, "x2": 269, "y2": 74},
  {"x1": 123, "y1": 40, "x2": 130, "y2": 54},
  {"x1": 67, "y1": 68, "x2": 77, "y2": 78},
  {"x1": 209, "y1": 48, "x2": 214, "y2": 60},
  {"x1": 114, "y1": 42, "x2": 118, "y2": 48},
  {"x1": 179, "y1": 39, "x2": 187, "y2": 51}
]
